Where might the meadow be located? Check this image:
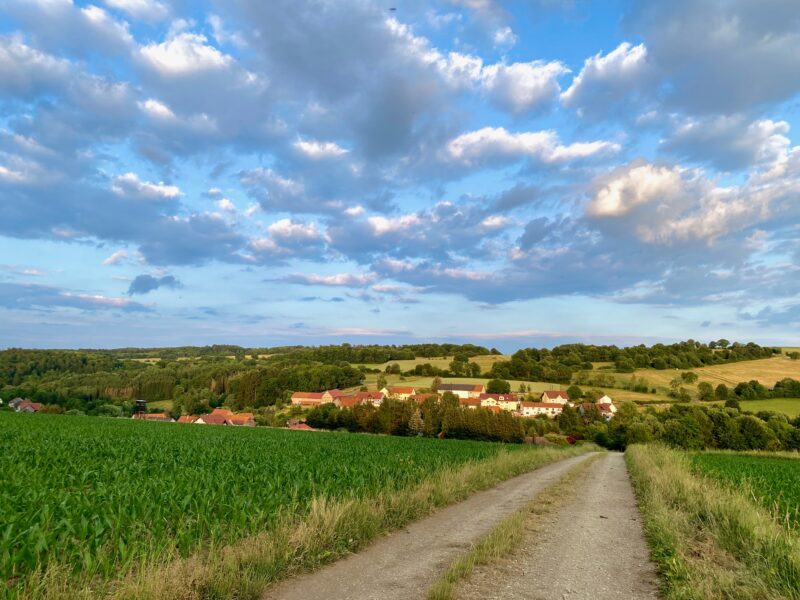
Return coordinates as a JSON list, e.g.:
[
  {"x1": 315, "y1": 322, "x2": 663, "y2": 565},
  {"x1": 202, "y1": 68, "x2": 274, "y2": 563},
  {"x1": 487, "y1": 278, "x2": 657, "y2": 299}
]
[
  {"x1": 0, "y1": 412, "x2": 520, "y2": 592},
  {"x1": 691, "y1": 452, "x2": 800, "y2": 528}
]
